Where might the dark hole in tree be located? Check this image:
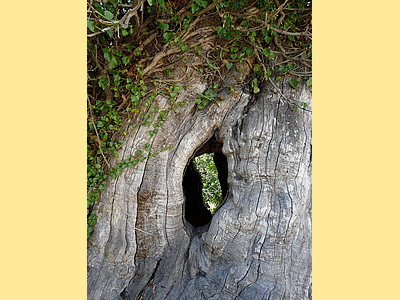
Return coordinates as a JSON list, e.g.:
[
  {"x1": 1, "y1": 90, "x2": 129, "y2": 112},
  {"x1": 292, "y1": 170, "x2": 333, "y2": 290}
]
[{"x1": 182, "y1": 136, "x2": 228, "y2": 228}]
